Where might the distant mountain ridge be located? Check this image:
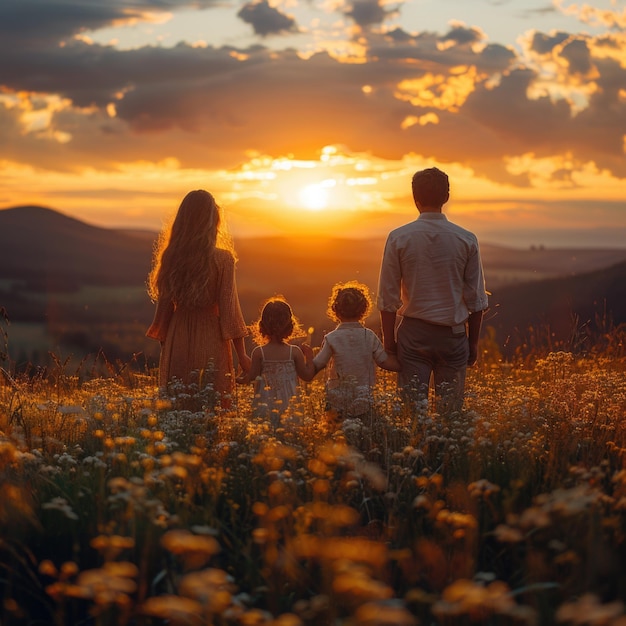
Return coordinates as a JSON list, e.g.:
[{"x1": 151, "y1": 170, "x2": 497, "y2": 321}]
[
  {"x1": 489, "y1": 259, "x2": 626, "y2": 351},
  {"x1": 3, "y1": 205, "x2": 626, "y2": 290},
  {"x1": 1, "y1": 205, "x2": 626, "y2": 359},
  {"x1": 0, "y1": 205, "x2": 154, "y2": 289}
]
